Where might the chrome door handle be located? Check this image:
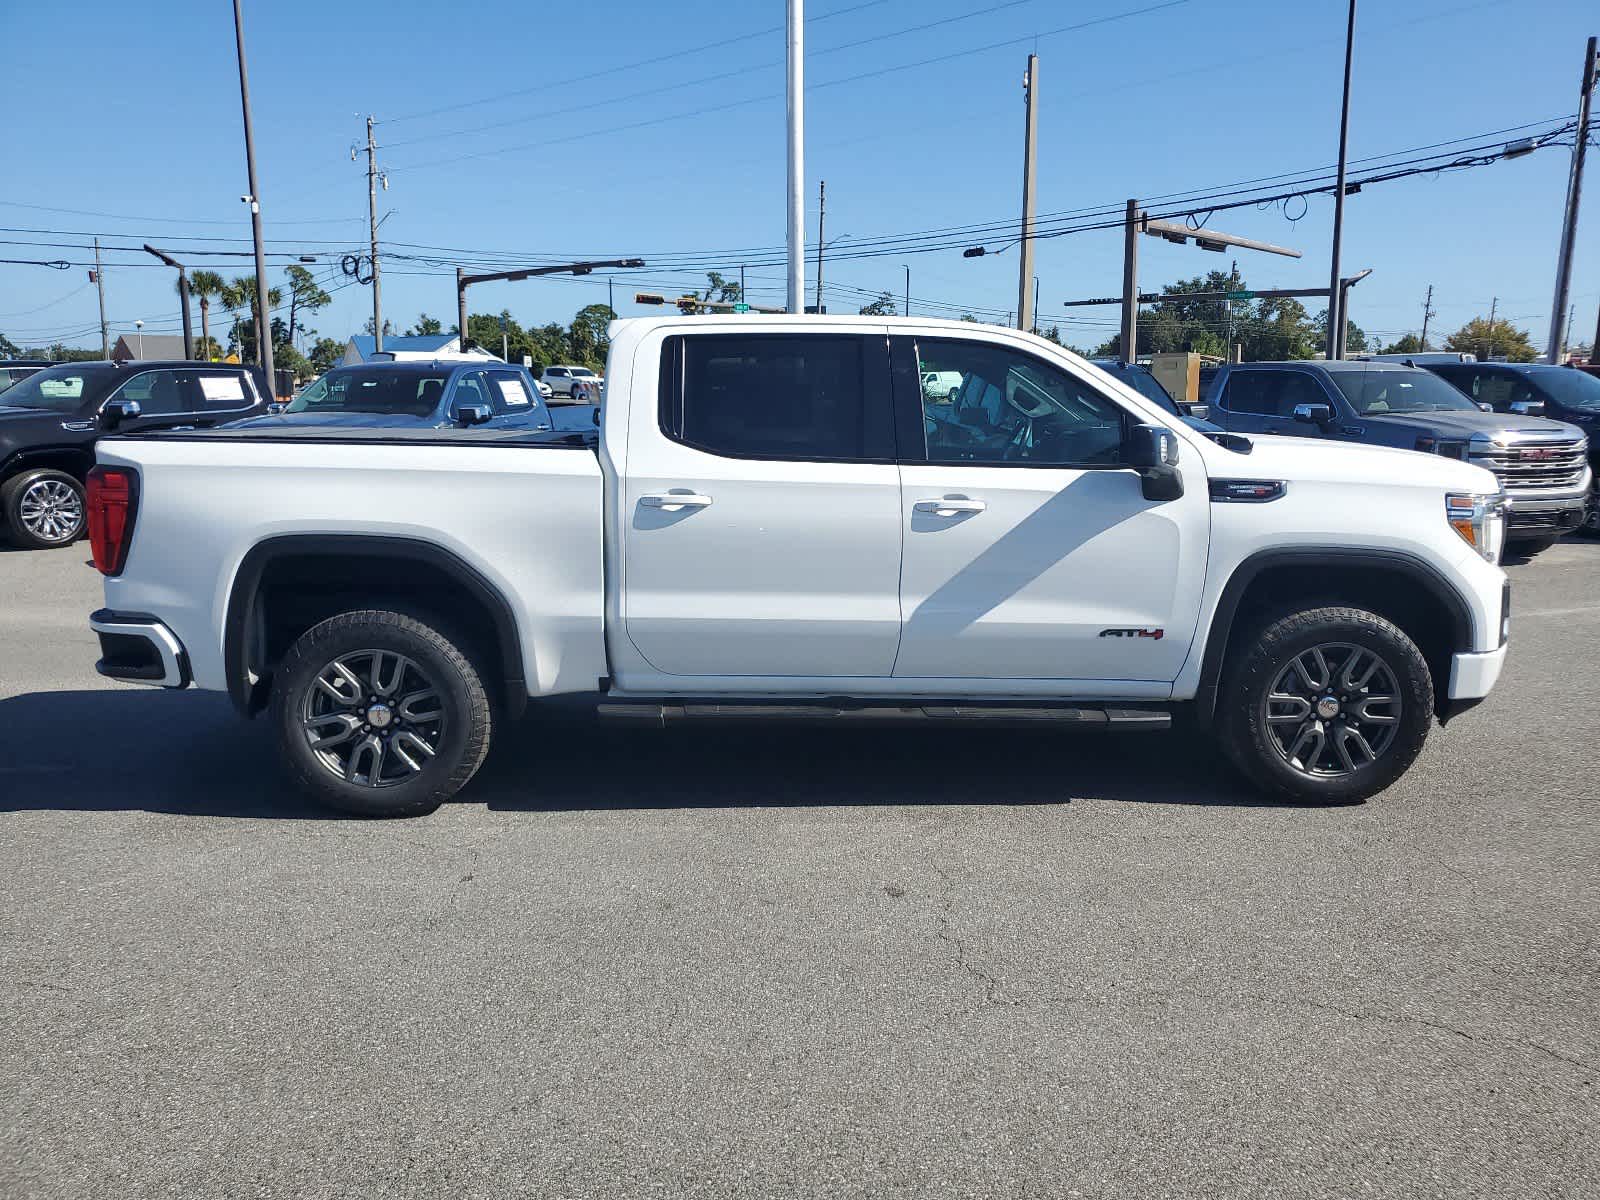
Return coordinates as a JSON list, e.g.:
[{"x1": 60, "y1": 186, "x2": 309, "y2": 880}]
[
  {"x1": 640, "y1": 492, "x2": 713, "y2": 511},
  {"x1": 913, "y1": 498, "x2": 986, "y2": 516}
]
